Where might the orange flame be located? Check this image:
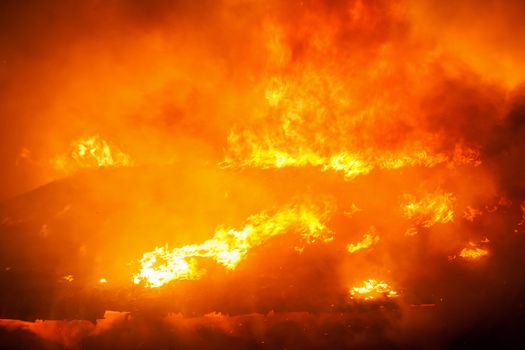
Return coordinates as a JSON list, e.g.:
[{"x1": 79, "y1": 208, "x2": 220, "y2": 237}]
[
  {"x1": 402, "y1": 190, "x2": 455, "y2": 229},
  {"x1": 134, "y1": 204, "x2": 332, "y2": 288},
  {"x1": 52, "y1": 135, "x2": 132, "y2": 171},
  {"x1": 458, "y1": 243, "x2": 489, "y2": 260},
  {"x1": 221, "y1": 71, "x2": 480, "y2": 180},
  {"x1": 463, "y1": 206, "x2": 482, "y2": 222},
  {"x1": 349, "y1": 279, "x2": 398, "y2": 300},
  {"x1": 223, "y1": 138, "x2": 469, "y2": 180},
  {"x1": 347, "y1": 226, "x2": 379, "y2": 253}
]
